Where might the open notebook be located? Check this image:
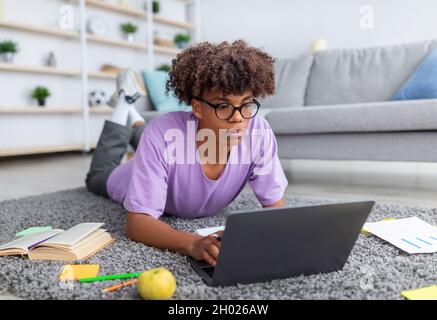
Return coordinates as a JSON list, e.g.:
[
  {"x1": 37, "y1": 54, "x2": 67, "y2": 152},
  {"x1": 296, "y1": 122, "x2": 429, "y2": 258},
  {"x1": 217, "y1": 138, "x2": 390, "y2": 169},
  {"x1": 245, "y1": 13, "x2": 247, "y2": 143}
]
[{"x1": 0, "y1": 223, "x2": 115, "y2": 261}]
